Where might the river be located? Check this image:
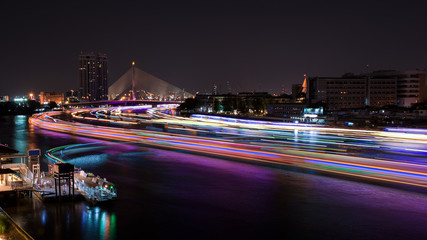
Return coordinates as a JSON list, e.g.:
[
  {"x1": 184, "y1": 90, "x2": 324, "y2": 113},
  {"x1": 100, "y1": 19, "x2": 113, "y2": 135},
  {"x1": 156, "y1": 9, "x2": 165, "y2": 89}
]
[{"x1": 1, "y1": 115, "x2": 427, "y2": 240}]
